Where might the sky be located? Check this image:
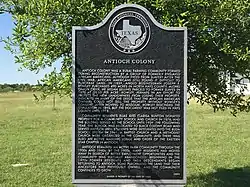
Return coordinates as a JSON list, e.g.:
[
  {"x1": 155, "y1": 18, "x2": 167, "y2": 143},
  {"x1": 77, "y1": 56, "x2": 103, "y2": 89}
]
[{"x1": 0, "y1": 13, "x2": 61, "y2": 84}]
